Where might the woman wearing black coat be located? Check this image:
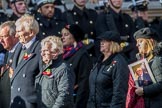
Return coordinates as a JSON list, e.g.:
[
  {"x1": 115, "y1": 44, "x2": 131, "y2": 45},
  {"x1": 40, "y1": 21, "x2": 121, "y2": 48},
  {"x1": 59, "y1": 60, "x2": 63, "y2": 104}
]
[
  {"x1": 61, "y1": 24, "x2": 93, "y2": 108},
  {"x1": 87, "y1": 31, "x2": 129, "y2": 108},
  {"x1": 133, "y1": 27, "x2": 162, "y2": 108}
]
